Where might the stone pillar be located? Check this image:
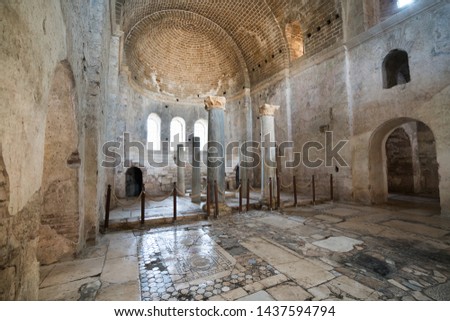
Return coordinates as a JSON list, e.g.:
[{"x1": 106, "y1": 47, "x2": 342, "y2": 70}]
[
  {"x1": 205, "y1": 96, "x2": 226, "y2": 203},
  {"x1": 176, "y1": 144, "x2": 185, "y2": 196},
  {"x1": 191, "y1": 137, "x2": 201, "y2": 204},
  {"x1": 260, "y1": 104, "x2": 279, "y2": 201}
]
